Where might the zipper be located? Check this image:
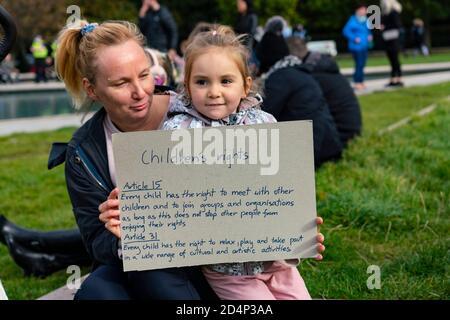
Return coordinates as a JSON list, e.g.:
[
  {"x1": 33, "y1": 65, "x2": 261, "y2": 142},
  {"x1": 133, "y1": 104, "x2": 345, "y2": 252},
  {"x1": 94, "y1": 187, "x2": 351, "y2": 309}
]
[{"x1": 74, "y1": 147, "x2": 109, "y2": 193}]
